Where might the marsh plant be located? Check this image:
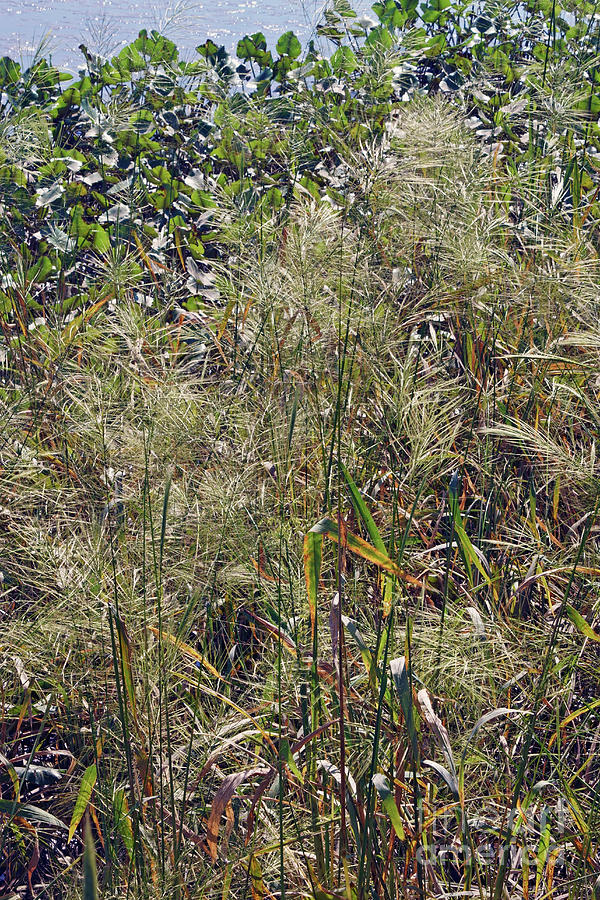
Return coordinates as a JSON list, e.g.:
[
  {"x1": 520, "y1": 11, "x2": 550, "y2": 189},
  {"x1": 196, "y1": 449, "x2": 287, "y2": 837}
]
[{"x1": 0, "y1": 1, "x2": 600, "y2": 899}]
